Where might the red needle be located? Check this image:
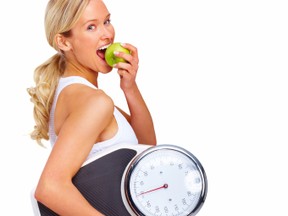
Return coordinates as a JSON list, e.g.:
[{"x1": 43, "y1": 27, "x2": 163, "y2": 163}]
[{"x1": 137, "y1": 184, "x2": 168, "y2": 197}]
